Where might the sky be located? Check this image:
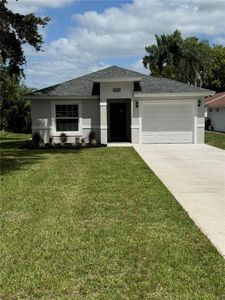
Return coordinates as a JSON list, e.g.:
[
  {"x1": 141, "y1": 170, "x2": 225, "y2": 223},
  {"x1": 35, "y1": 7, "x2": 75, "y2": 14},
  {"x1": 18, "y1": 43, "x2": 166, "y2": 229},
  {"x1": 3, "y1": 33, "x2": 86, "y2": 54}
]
[{"x1": 7, "y1": 0, "x2": 225, "y2": 89}]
